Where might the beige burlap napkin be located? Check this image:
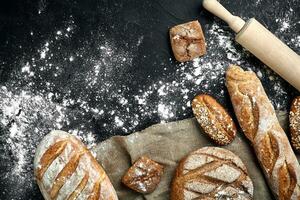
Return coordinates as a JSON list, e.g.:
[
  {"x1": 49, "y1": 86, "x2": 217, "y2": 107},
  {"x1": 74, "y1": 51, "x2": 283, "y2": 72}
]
[{"x1": 92, "y1": 111, "x2": 299, "y2": 200}]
